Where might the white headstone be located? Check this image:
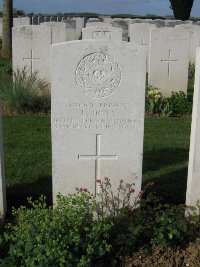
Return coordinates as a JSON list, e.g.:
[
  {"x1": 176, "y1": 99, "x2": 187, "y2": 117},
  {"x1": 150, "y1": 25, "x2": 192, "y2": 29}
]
[
  {"x1": 82, "y1": 25, "x2": 122, "y2": 41},
  {"x1": 186, "y1": 47, "x2": 200, "y2": 214},
  {"x1": 148, "y1": 28, "x2": 190, "y2": 96},
  {"x1": 12, "y1": 25, "x2": 51, "y2": 82},
  {"x1": 150, "y1": 19, "x2": 165, "y2": 28},
  {"x1": 165, "y1": 20, "x2": 192, "y2": 27},
  {"x1": 0, "y1": 105, "x2": 6, "y2": 222},
  {"x1": 31, "y1": 16, "x2": 39, "y2": 25},
  {"x1": 129, "y1": 23, "x2": 156, "y2": 70},
  {"x1": 13, "y1": 17, "x2": 31, "y2": 27},
  {"x1": 175, "y1": 24, "x2": 200, "y2": 64},
  {"x1": 51, "y1": 40, "x2": 146, "y2": 201},
  {"x1": 111, "y1": 19, "x2": 129, "y2": 41},
  {"x1": 87, "y1": 18, "x2": 101, "y2": 23},
  {"x1": 40, "y1": 22, "x2": 67, "y2": 44},
  {"x1": 64, "y1": 19, "x2": 76, "y2": 41},
  {"x1": 86, "y1": 22, "x2": 110, "y2": 27},
  {"x1": 73, "y1": 17, "x2": 84, "y2": 40}
]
